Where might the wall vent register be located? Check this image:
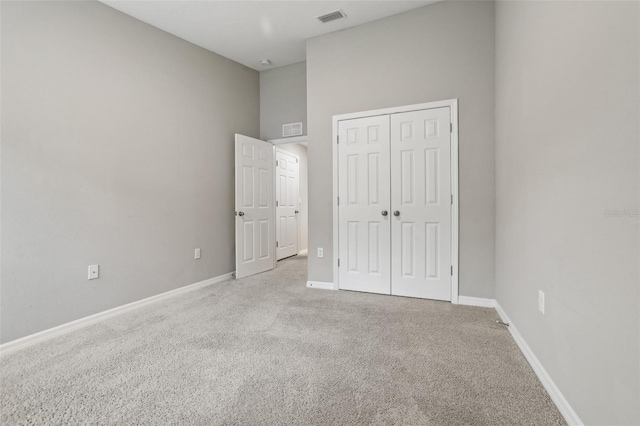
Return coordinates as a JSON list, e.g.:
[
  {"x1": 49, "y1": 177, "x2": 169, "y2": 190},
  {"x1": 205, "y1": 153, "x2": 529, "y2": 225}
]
[
  {"x1": 282, "y1": 122, "x2": 303, "y2": 137},
  {"x1": 317, "y1": 9, "x2": 347, "y2": 24}
]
